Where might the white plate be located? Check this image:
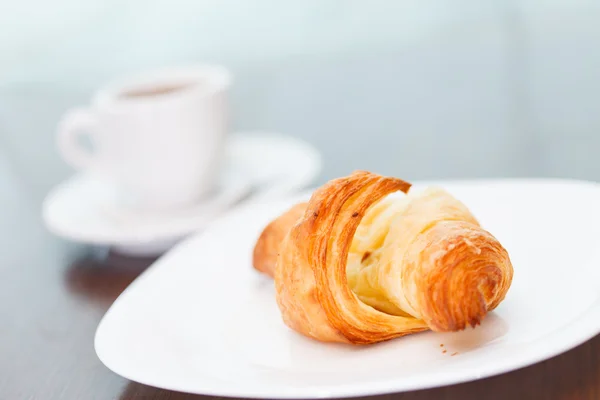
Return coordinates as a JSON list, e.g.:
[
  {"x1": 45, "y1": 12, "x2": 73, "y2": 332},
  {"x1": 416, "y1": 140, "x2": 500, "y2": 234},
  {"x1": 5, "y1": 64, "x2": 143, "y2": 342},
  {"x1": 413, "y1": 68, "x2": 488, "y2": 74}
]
[
  {"x1": 95, "y1": 178, "x2": 600, "y2": 398},
  {"x1": 42, "y1": 132, "x2": 322, "y2": 254}
]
